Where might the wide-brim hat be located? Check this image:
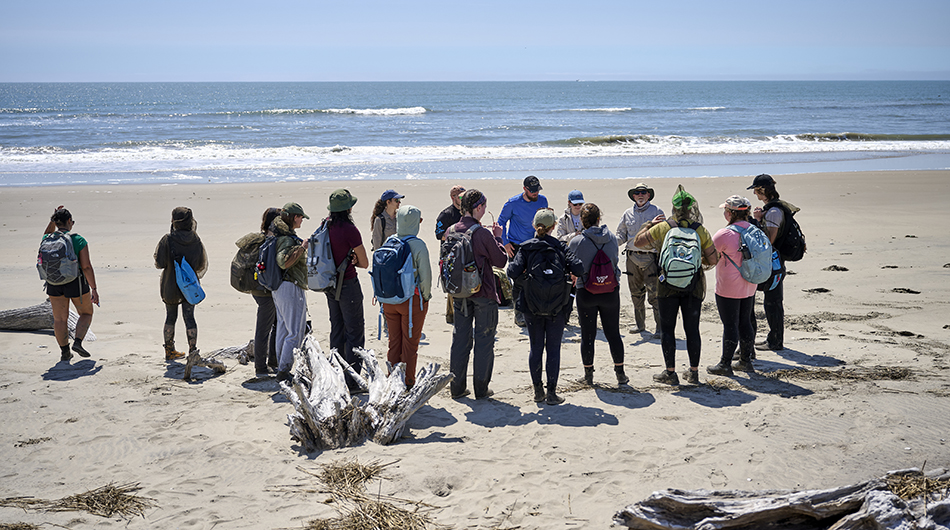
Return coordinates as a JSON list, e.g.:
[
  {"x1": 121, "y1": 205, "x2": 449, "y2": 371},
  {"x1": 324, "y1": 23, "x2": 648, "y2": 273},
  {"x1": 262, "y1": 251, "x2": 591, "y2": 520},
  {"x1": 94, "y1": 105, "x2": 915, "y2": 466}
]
[
  {"x1": 328, "y1": 189, "x2": 358, "y2": 212},
  {"x1": 628, "y1": 183, "x2": 655, "y2": 202}
]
